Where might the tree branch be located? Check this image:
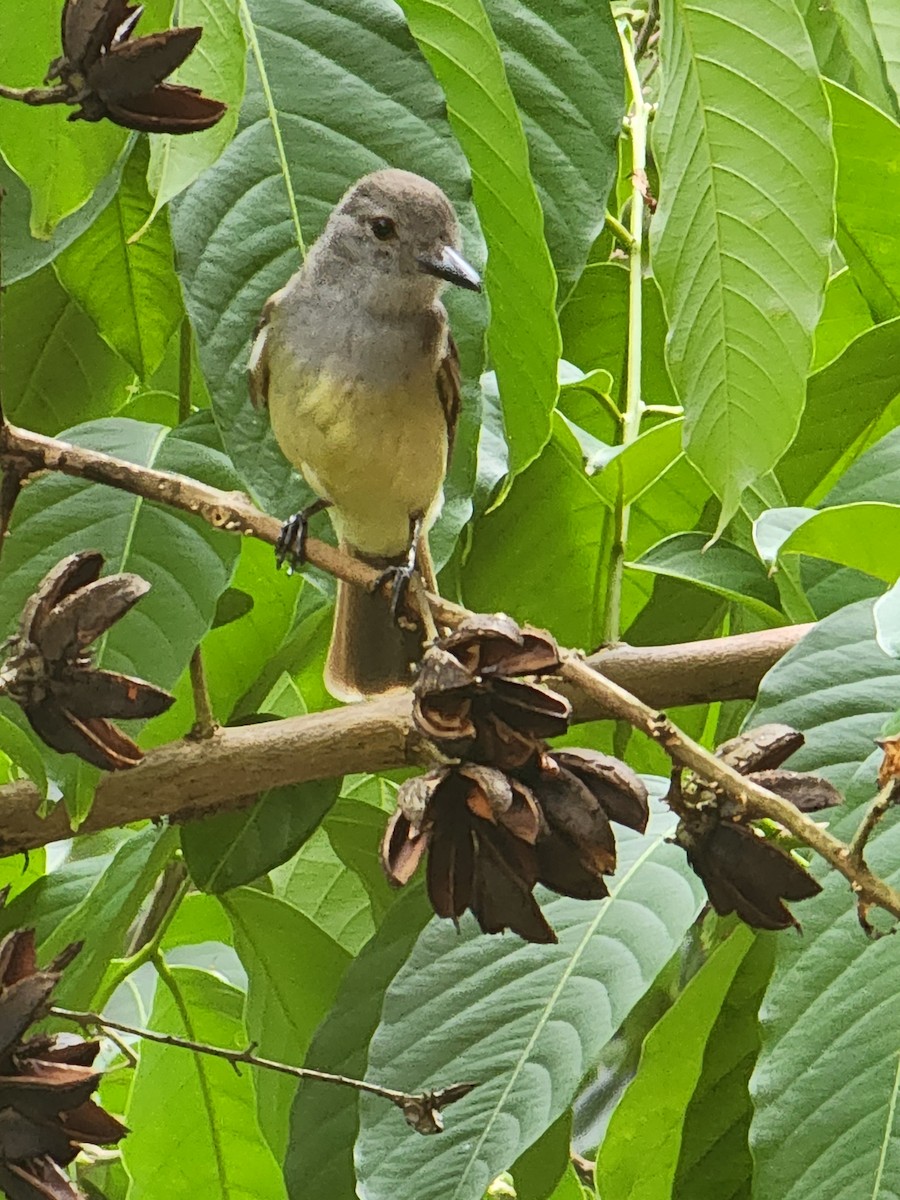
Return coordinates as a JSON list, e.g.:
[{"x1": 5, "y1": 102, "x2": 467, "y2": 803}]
[
  {"x1": 560, "y1": 653, "x2": 900, "y2": 921},
  {"x1": 0, "y1": 628, "x2": 809, "y2": 853}
]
